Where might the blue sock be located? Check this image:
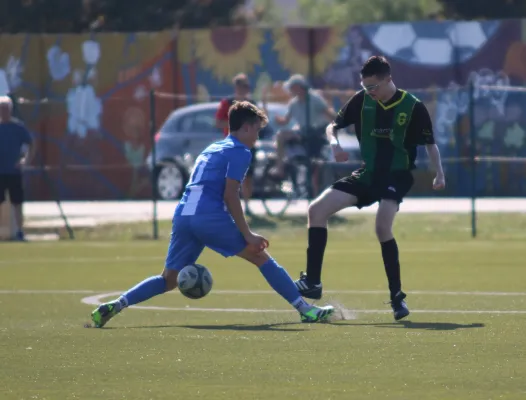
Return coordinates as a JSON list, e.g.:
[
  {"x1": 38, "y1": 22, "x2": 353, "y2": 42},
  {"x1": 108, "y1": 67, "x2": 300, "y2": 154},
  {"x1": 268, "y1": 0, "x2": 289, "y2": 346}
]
[
  {"x1": 119, "y1": 275, "x2": 167, "y2": 307},
  {"x1": 259, "y1": 258, "x2": 304, "y2": 305}
]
